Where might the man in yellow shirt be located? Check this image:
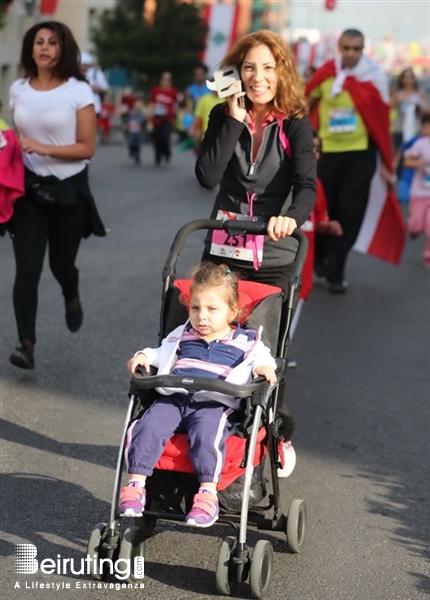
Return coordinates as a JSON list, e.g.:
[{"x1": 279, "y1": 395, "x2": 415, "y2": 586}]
[
  {"x1": 190, "y1": 91, "x2": 224, "y2": 155},
  {"x1": 306, "y1": 29, "x2": 391, "y2": 293}
]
